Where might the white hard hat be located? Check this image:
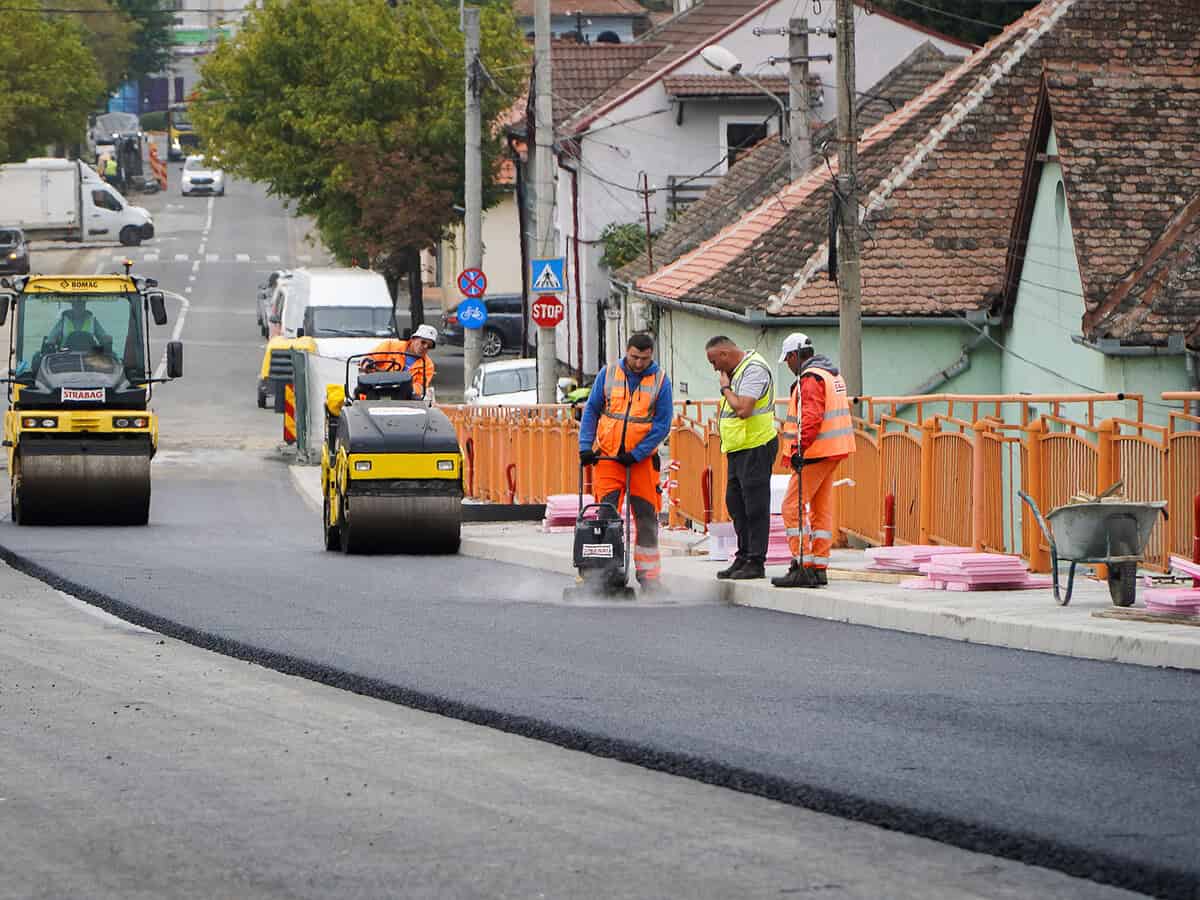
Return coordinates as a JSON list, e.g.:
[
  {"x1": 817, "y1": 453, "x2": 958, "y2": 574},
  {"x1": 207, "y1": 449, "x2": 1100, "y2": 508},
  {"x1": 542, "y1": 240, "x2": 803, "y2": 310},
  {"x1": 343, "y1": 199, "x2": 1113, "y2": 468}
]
[
  {"x1": 778, "y1": 332, "x2": 813, "y2": 363},
  {"x1": 413, "y1": 323, "x2": 438, "y2": 345}
]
